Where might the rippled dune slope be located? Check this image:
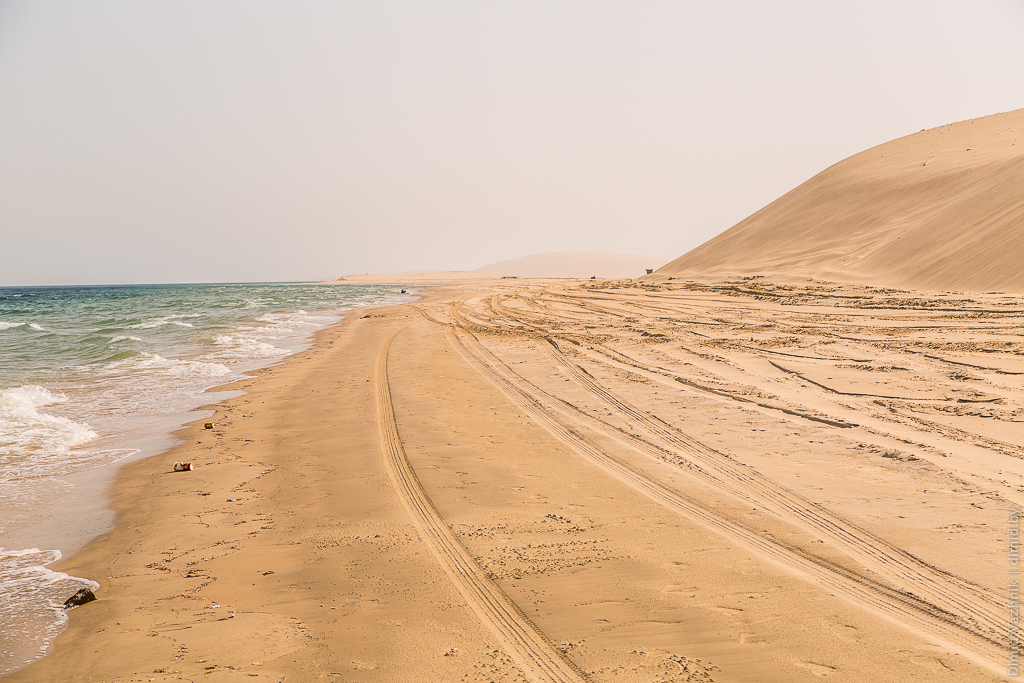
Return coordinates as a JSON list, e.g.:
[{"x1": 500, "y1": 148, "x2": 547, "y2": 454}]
[{"x1": 655, "y1": 109, "x2": 1024, "y2": 292}]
